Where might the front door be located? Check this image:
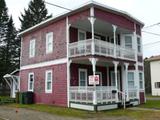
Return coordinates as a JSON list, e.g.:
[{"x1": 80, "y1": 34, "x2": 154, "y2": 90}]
[
  {"x1": 79, "y1": 69, "x2": 87, "y2": 86},
  {"x1": 111, "y1": 71, "x2": 121, "y2": 90}
]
